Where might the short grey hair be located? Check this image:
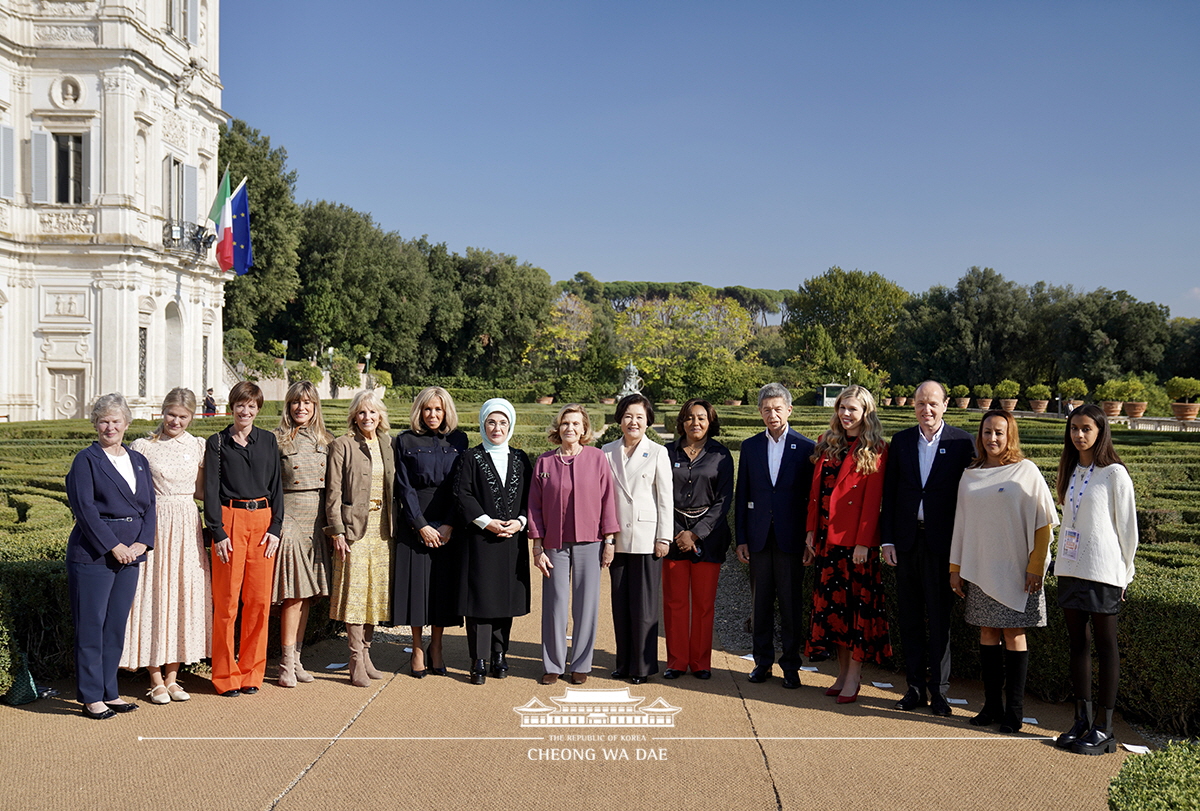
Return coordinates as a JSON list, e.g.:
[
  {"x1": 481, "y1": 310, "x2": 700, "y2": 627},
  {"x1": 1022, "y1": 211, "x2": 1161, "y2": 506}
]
[
  {"x1": 90, "y1": 392, "x2": 132, "y2": 425},
  {"x1": 757, "y1": 382, "x2": 792, "y2": 408}
]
